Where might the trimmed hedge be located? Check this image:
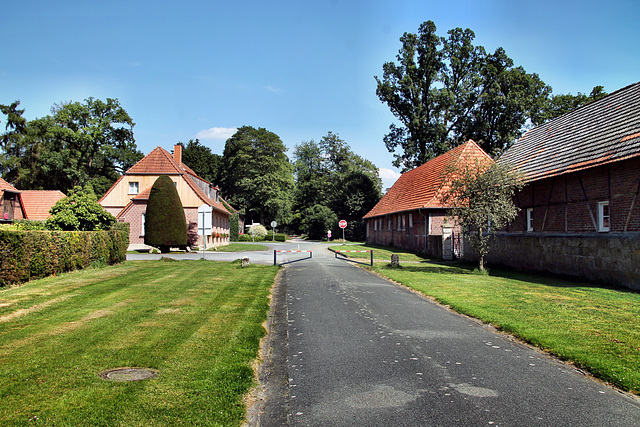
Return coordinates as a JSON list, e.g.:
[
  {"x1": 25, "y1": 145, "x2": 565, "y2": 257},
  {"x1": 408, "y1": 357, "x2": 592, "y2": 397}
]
[
  {"x1": 0, "y1": 225, "x2": 129, "y2": 287},
  {"x1": 237, "y1": 233, "x2": 287, "y2": 242}
]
